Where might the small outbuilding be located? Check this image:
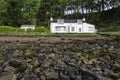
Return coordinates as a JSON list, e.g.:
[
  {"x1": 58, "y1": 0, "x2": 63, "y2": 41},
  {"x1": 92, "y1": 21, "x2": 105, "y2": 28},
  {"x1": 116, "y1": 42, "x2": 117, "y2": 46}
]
[
  {"x1": 50, "y1": 19, "x2": 97, "y2": 33},
  {"x1": 20, "y1": 25, "x2": 35, "y2": 31}
]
